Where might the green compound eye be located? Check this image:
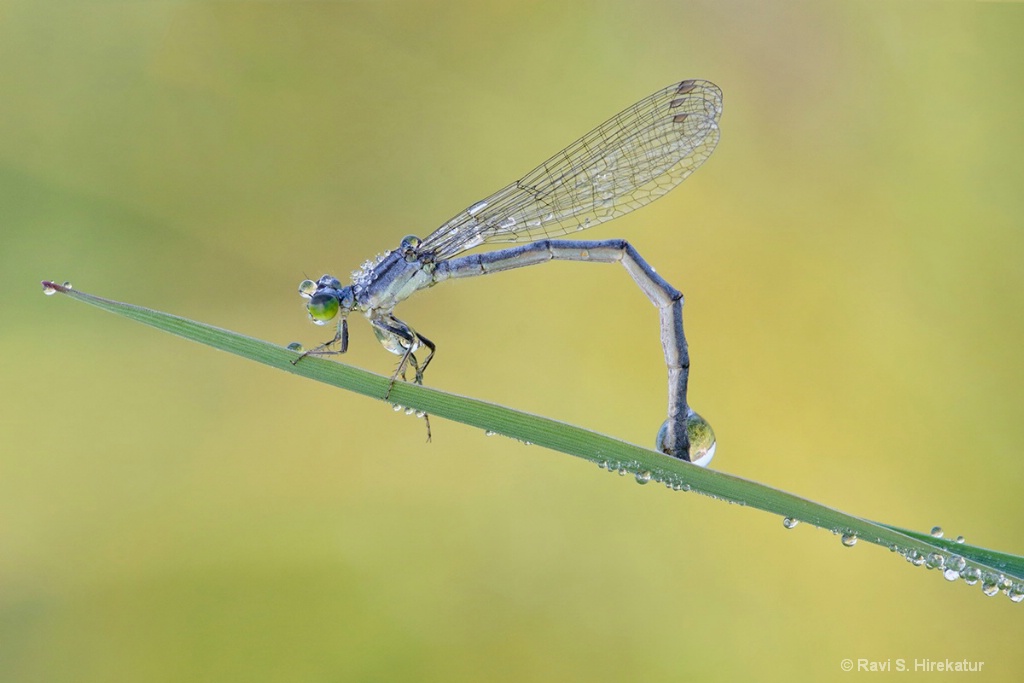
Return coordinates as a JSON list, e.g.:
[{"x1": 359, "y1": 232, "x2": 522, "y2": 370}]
[{"x1": 307, "y1": 292, "x2": 340, "y2": 325}]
